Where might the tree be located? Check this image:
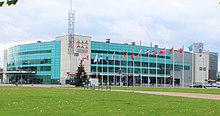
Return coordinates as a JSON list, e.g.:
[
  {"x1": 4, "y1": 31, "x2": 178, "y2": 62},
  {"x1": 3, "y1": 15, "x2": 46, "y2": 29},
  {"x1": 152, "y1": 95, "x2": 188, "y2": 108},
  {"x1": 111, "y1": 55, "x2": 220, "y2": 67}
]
[
  {"x1": 7, "y1": 0, "x2": 18, "y2": 6},
  {"x1": 0, "y1": 1, "x2": 4, "y2": 7},
  {"x1": 74, "y1": 60, "x2": 87, "y2": 87},
  {"x1": 0, "y1": 0, "x2": 18, "y2": 7}
]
